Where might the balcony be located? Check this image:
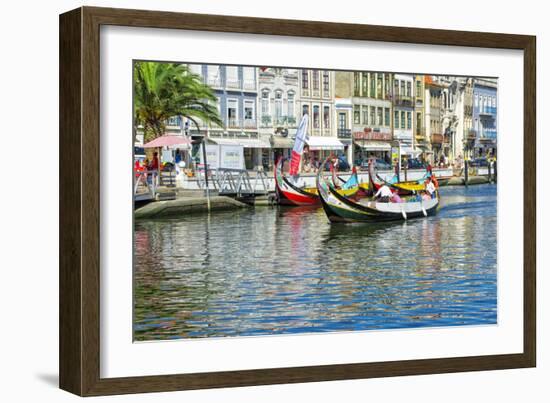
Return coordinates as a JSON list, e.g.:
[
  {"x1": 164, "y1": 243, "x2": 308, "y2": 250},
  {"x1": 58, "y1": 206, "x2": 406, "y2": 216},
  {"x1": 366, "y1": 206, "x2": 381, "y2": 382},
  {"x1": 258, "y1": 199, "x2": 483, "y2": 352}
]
[
  {"x1": 479, "y1": 106, "x2": 497, "y2": 117},
  {"x1": 260, "y1": 115, "x2": 272, "y2": 127},
  {"x1": 394, "y1": 95, "x2": 414, "y2": 107},
  {"x1": 243, "y1": 80, "x2": 256, "y2": 91},
  {"x1": 430, "y1": 133, "x2": 444, "y2": 144},
  {"x1": 465, "y1": 129, "x2": 477, "y2": 140},
  {"x1": 206, "y1": 77, "x2": 222, "y2": 88},
  {"x1": 226, "y1": 78, "x2": 242, "y2": 89},
  {"x1": 243, "y1": 118, "x2": 257, "y2": 128},
  {"x1": 337, "y1": 128, "x2": 352, "y2": 138},
  {"x1": 226, "y1": 118, "x2": 241, "y2": 129},
  {"x1": 479, "y1": 129, "x2": 497, "y2": 141}
]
